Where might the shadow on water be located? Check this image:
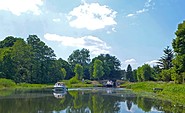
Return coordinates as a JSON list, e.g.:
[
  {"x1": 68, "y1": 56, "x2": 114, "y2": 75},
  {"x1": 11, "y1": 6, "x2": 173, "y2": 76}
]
[{"x1": 0, "y1": 88, "x2": 184, "y2": 113}]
